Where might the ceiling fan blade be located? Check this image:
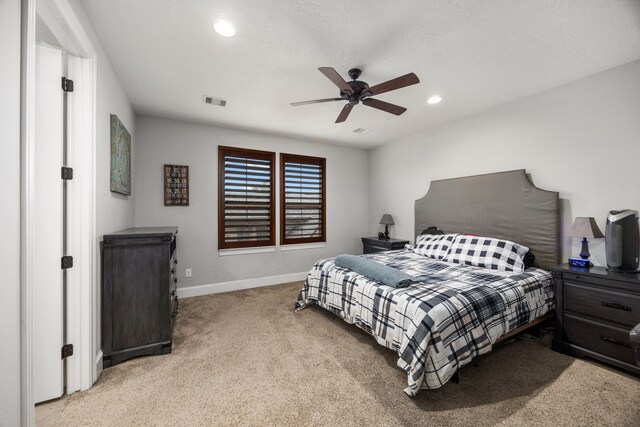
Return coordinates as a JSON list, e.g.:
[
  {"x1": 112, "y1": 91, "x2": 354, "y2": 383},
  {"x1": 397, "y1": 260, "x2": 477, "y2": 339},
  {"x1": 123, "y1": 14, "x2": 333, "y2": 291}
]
[
  {"x1": 367, "y1": 72, "x2": 420, "y2": 96},
  {"x1": 318, "y1": 67, "x2": 353, "y2": 94},
  {"x1": 335, "y1": 104, "x2": 353, "y2": 123},
  {"x1": 290, "y1": 98, "x2": 343, "y2": 107},
  {"x1": 362, "y1": 98, "x2": 407, "y2": 116}
]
